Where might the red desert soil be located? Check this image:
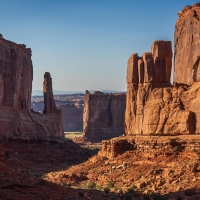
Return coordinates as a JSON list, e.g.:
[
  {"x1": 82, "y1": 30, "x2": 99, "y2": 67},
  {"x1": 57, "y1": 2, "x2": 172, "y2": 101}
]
[{"x1": 1, "y1": 138, "x2": 200, "y2": 200}]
